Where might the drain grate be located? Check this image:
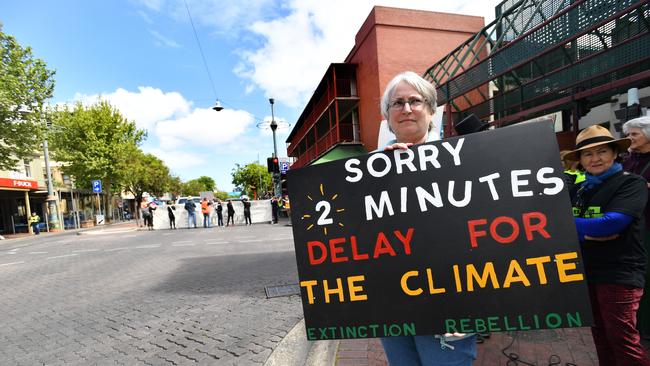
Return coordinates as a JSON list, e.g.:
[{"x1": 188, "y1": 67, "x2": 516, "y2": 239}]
[{"x1": 265, "y1": 284, "x2": 300, "y2": 298}]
